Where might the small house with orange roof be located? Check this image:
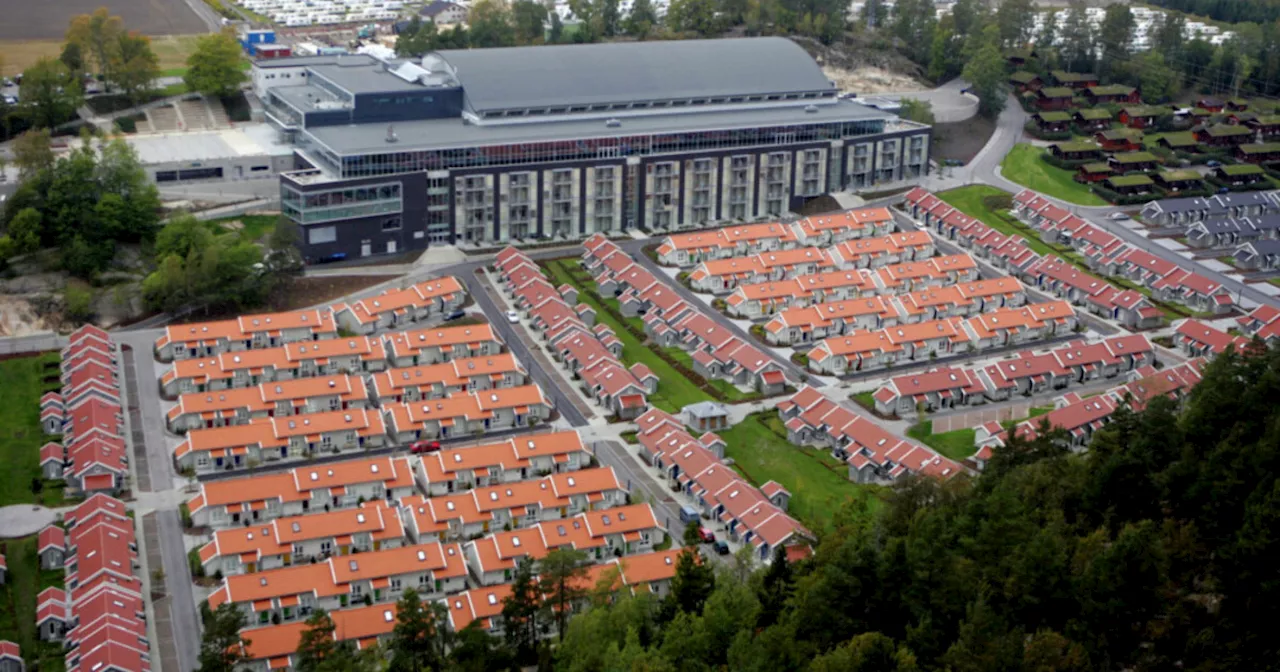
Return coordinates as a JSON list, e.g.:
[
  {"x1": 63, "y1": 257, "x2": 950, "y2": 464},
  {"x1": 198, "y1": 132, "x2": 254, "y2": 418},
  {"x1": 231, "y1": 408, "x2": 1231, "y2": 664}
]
[
  {"x1": 414, "y1": 430, "x2": 589, "y2": 496},
  {"x1": 654, "y1": 220, "x2": 800, "y2": 266},
  {"x1": 154, "y1": 308, "x2": 338, "y2": 362},
  {"x1": 332, "y1": 276, "x2": 467, "y2": 335},
  {"x1": 444, "y1": 584, "x2": 513, "y2": 636},
  {"x1": 794, "y1": 206, "x2": 894, "y2": 246},
  {"x1": 367, "y1": 353, "x2": 526, "y2": 405},
  {"x1": 688, "y1": 247, "x2": 836, "y2": 293},
  {"x1": 166, "y1": 373, "x2": 371, "y2": 433},
  {"x1": 830, "y1": 230, "x2": 935, "y2": 269},
  {"x1": 872, "y1": 366, "x2": 984, "y2": 416},
  {"x1": 187, "y1": 455, "x2": 417, "y2": 529},
  {"x1": 38, "y1": 525, "x2": 67, "y2": 570},
  {"x1": 382, "y1": 323, "x2": 502, "y2": 368},
  {"x1": 806, "y1": 331, "x2": 904, "y2": 375},
  {"x1": 961, "y1": 300, "x2": 1077, "y2": 349},
  {"x1": 158, "y1": 336, "x2": 387, "y2": 398},
  {"x1": 199, "y1": 501, "x2": 405, "y2": 576},
  {"x1": 381, "y1": 384, "x2": 551, "y2": 442},
  {"x1": 763, "y1": 296, "x2": 896, "y2": 346},
  {"x1": 174, "y1": 407, "x2": 387, "y2": 474},
  {"x1": 399, "y1": 467, "x2": 625, "y2": 542}
]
